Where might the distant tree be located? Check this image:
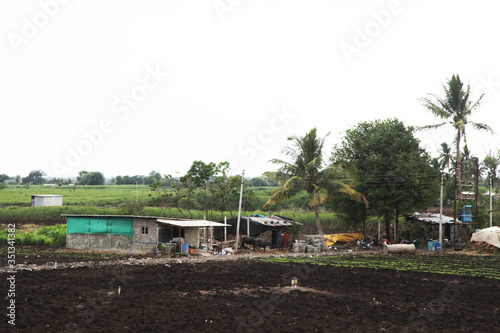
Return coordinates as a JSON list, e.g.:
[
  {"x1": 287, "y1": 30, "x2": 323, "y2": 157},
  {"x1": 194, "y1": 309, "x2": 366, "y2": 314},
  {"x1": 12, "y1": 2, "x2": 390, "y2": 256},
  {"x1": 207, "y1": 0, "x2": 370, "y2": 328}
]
[
  {"x1": 22, "y1": 170, "x2": 46, "y2": 185},
  {"x1": 77, "y1": 171, "x2": 105, "y2": 185},
  {"x1": 483, "y1": 151, "x2": 500, "y2": 189},
  {"x1": 332, "y1": 119, "x2": 439, "y2": 242},
  {"x1": 144, "y1": 171, "x2": 162, "y2": 185},
  {"x1": 0, "y1": 174, "x2": 9, "y2": 183}
]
